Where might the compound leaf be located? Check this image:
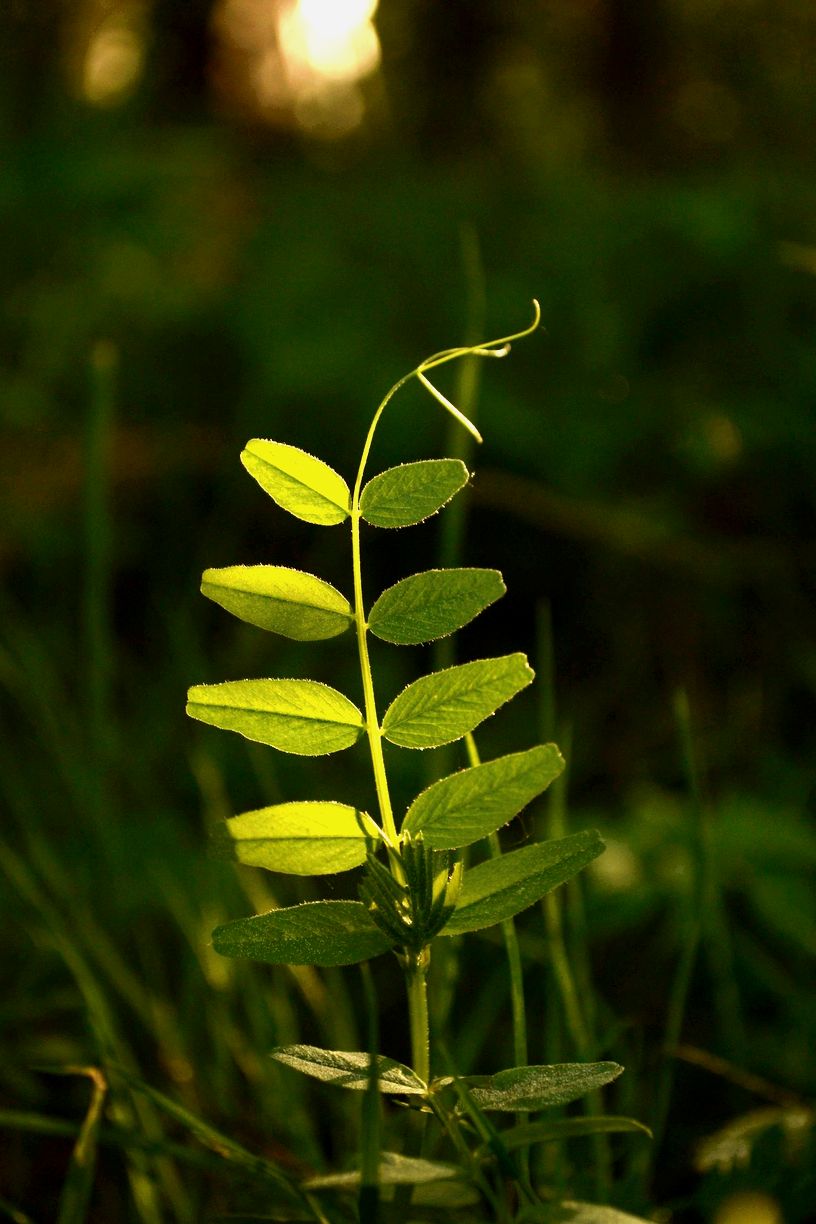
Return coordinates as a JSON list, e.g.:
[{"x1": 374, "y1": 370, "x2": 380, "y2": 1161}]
[
  {"x1": 454, "y1": 1062, "x2": 623, "y2": 1112},
  {"x1": 186, "y1": 678, "x2": 364, "y2": 755},
  {"x1": 271, "y1": 1046, "x2": 426, "y2": 1094},
  {"x1": 403, "y1": 744, "x2": 565, "y2": 848},
  {"x1": 223, "y1": 802, "x2": 371, "y2": 875},
  {"x1": 241, "y1": 439, "x2": 350, "y2": 526},
  {"x1": 368, "y1": 568, "x2": 505, "y2": 645},
  {"x1": 381, "y1": 654, "x2": 533, "y2": 749},
  {"x1": 201, "y1": 565, "x2": 352, "y2": 641},
  {"x1": 440, "y1": 829, "x2": 604, "y2": 935},
  {"x1": 212, "y1": 900, "x2": 394, "y2": 967},
  {"x1": 360, "y1": 459, "x2": 468, "y2": 528}
]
